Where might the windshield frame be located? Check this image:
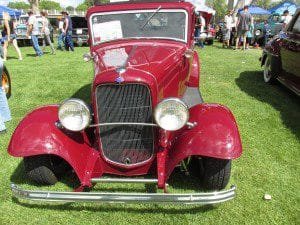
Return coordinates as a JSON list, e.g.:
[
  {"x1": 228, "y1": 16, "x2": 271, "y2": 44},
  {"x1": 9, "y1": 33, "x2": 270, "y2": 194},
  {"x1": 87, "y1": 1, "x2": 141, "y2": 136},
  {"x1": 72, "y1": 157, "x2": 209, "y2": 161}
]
[{"x1": 89, "y1": 9, "x2": 189, "y2": 46}]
